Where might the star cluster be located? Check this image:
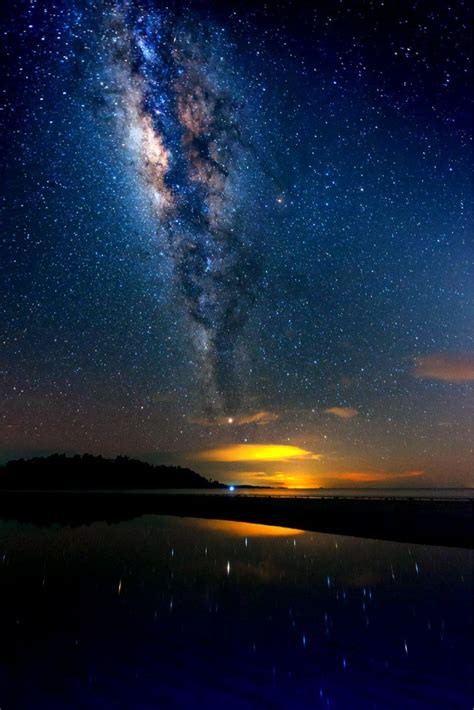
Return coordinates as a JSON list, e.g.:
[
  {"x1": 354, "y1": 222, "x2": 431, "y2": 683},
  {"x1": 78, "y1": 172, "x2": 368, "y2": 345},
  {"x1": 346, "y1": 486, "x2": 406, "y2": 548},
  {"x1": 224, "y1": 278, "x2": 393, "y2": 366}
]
[{"x1": 104, "y1": 4, "x2": 262, "y2": 411}]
